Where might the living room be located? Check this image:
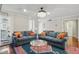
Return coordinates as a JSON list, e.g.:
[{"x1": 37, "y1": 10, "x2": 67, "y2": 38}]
[{"x1": 0, "y1": 4, "x2": 79, "y2": 54}]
